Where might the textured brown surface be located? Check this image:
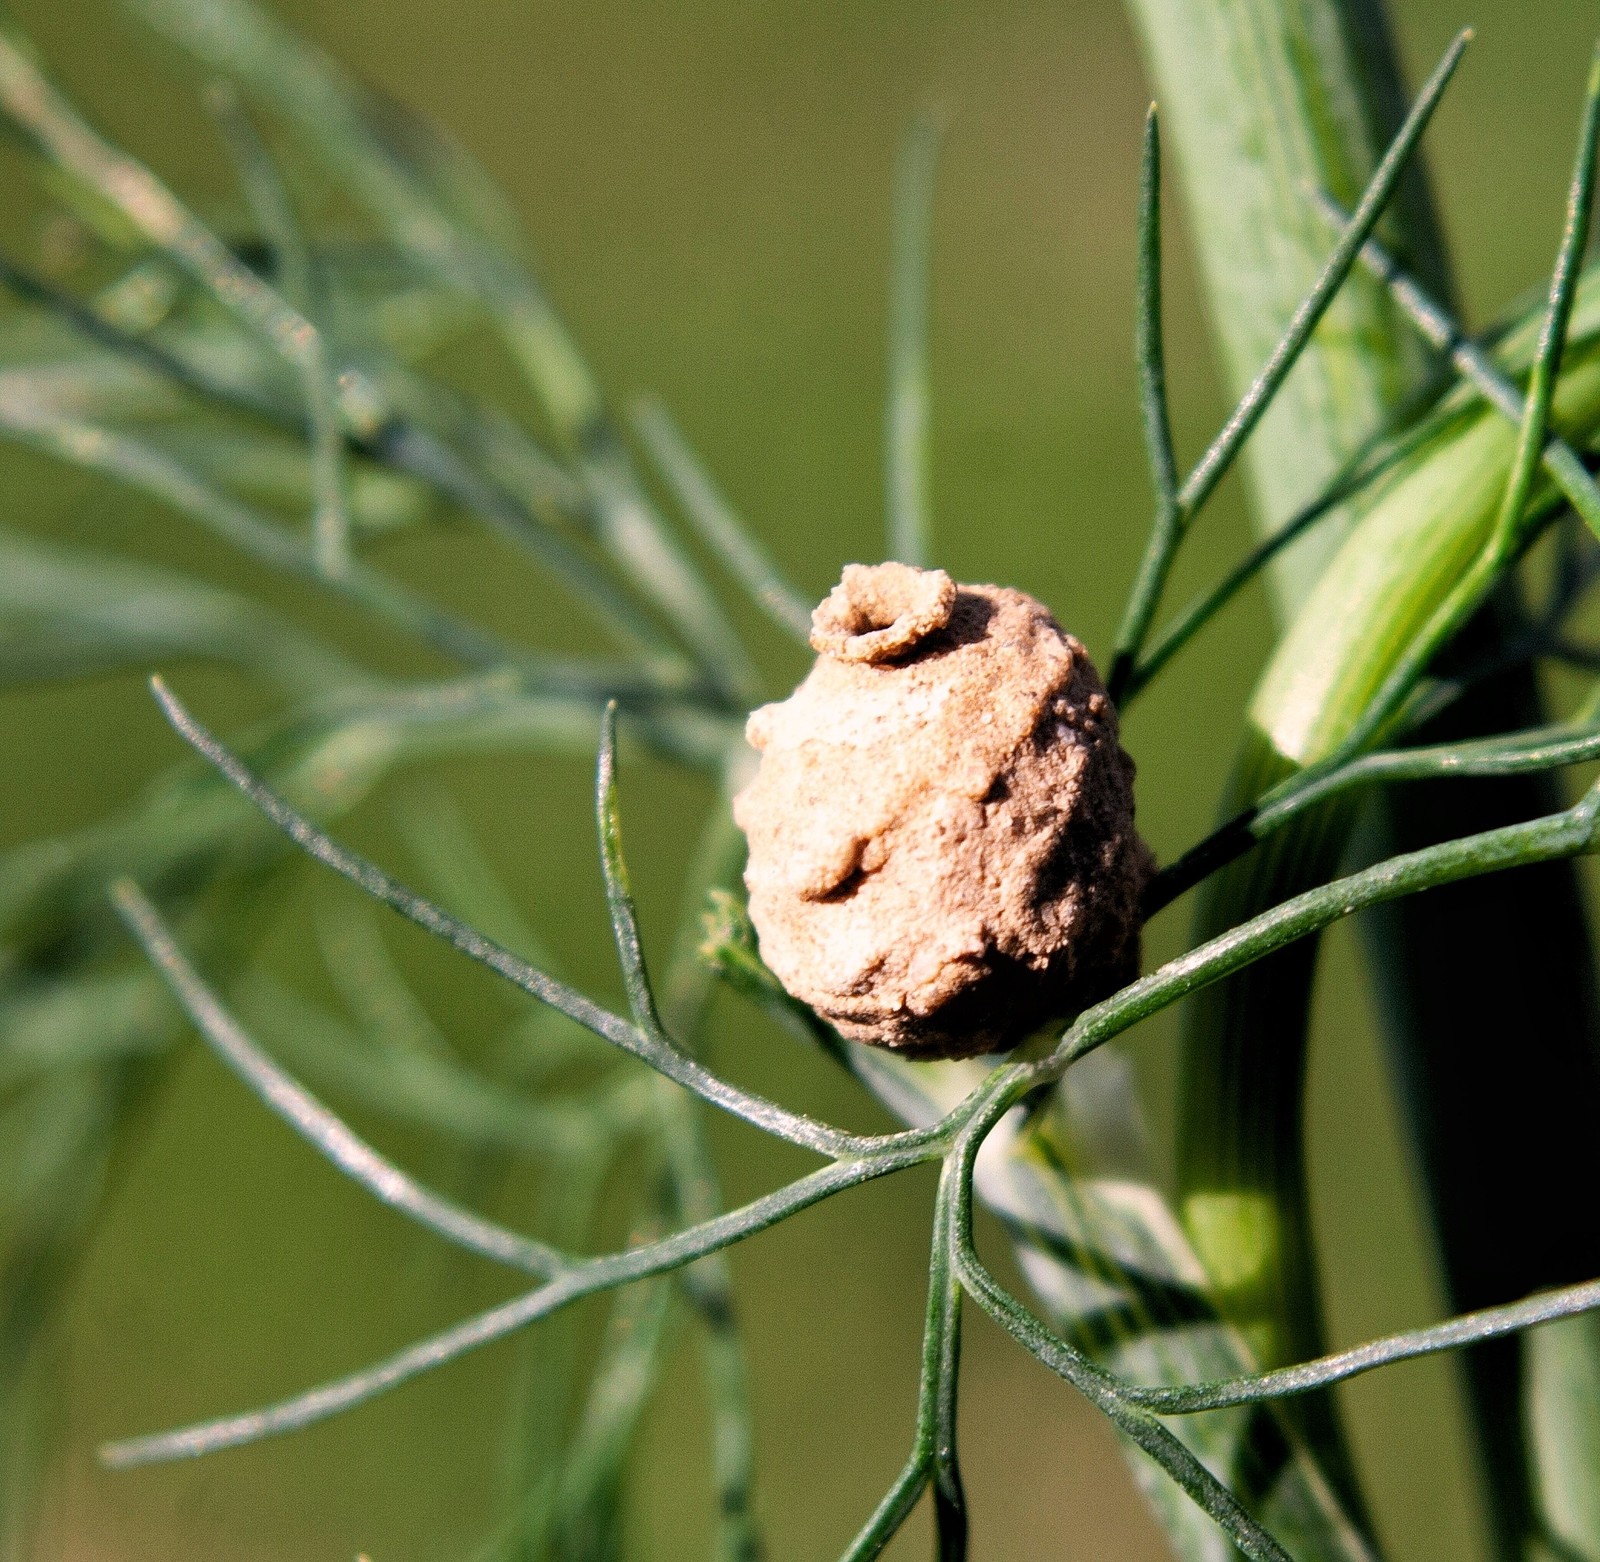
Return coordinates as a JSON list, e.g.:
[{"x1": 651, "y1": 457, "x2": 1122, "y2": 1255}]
[{"x1": 733, "y1": 563, "x2": 1152, "y2": 1058}]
